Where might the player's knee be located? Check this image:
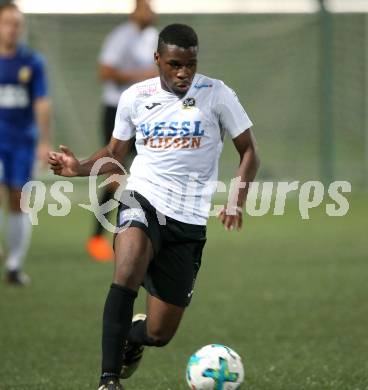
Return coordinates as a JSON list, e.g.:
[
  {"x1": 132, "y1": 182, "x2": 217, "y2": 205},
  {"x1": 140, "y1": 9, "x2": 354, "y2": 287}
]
[
  {"x1": 114, "y1": 270, "x2": 140, "y2": 290},
  {"x1": 9, "y1": 190, "x2": 22, "y2": 212},
  {"x1": 114, "y1": 256, "x2": 145, "y2": 289},
  {"x1": 146, "y1": 329, "x2": 173, "y2": 347},
  {"x1": 9, "y1": 203, "x2": 22, "y2": 212},
  {"x1": 149, "y1": 335, "x2": 171, "y2": 347}
]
